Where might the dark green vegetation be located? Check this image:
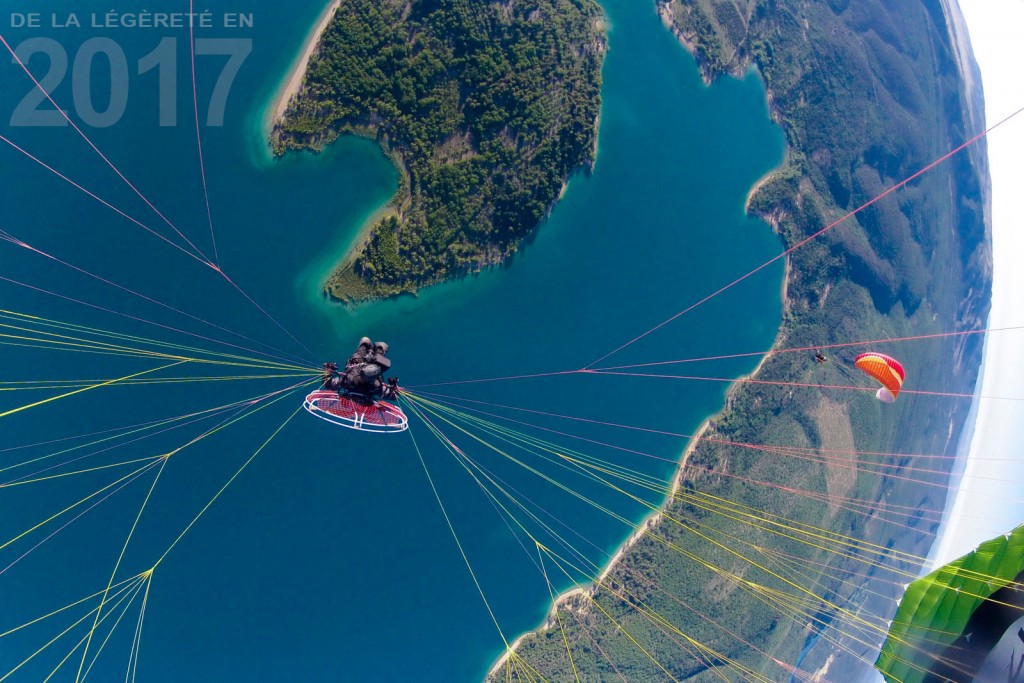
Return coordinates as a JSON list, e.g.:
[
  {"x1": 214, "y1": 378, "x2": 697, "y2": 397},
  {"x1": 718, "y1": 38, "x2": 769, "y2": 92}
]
[
  {"x1": 272, "y1": 0, "x2": 604, "y2": 301},
  {"x1": 491, "y1": 0, "x2": 991, "y2": 679}
]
